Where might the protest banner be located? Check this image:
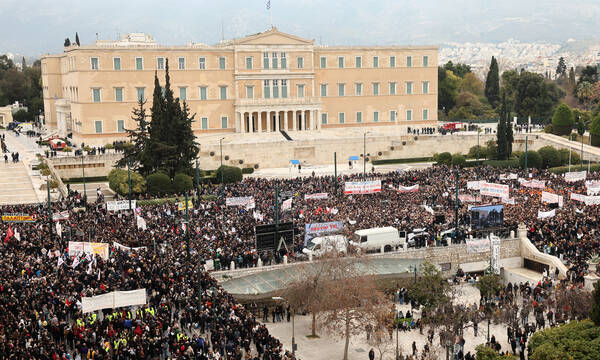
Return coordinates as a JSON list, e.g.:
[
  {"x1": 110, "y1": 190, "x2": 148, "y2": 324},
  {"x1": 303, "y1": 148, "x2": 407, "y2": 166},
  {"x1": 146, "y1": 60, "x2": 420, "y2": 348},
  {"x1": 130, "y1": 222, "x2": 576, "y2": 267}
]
[
  {"x1": 282, "y1": 198, "x2": 292, "y2": 211},
  {"x1": 397, "y1": 184, "x2": 419, "y2": 193},
  {"x1": 541, "y1": 191, "x2": 563, "y2": 208},
  {"x1": 344, "y1": 180, "x2": 381, "y2": 195},
  {"x1": 52, "y1": 210, "x2": 69, "y2": 221},
  {"x1": 2, "y1": 213, "x2": 37, "y2": 223},
  {"x1": 586, "y1": 180, "x2": 600, "y2": 195},
  {"x1": 480, "y1": 182, "x2": 510, "y2": 198},
  {"x1": 304, "y1": 193, "x2": 328, "y2": 200},
  {"x1": 499, "y1": 173, "x2": 518, "y2": 180},
  {"x1": 466, "y1": 238, "x2": 490, "y2": 253},
  {"x1": 68, "y1": 241, "x2": 109, "y2": 260},
  {"x1": 304, "y1": 221, "x2": 344, "y2": 246},
  {"x1": 81, "y1": 289, "x2": 147, "y2": 313},
  {"x1": 519, "y1": 178, "x2": 546, "y2": 189},
  {"x1": 570, "y1": 192, "x2": 587, "y2": 203},
  {"x1": 467, "y1": 181, "x2": 484, "y2": 190},
  {"x1": 458, "y1": 194, "x2": 482, "y2": 203},
  {"x1": 537, "y1": 209, "x2": 556, "y2": 219},
  {"x1": 113, "y1": 242, "x2": 147, "y2": 252},
  {"x1": 564, "y1": 171, "x2": 586, "y2": 183},
  {"x1": 106, "y1": 200, "x2": 136, "y2": 212},
  {"x1": 501, "y1": 197, "x2": 515, "y2": 205},
  {"x1": 177, "y1": 199, "x2": 194, "y2": 211},
  {"x1": 225, "y1": 196, "x2": 255, "y2": 209}
]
